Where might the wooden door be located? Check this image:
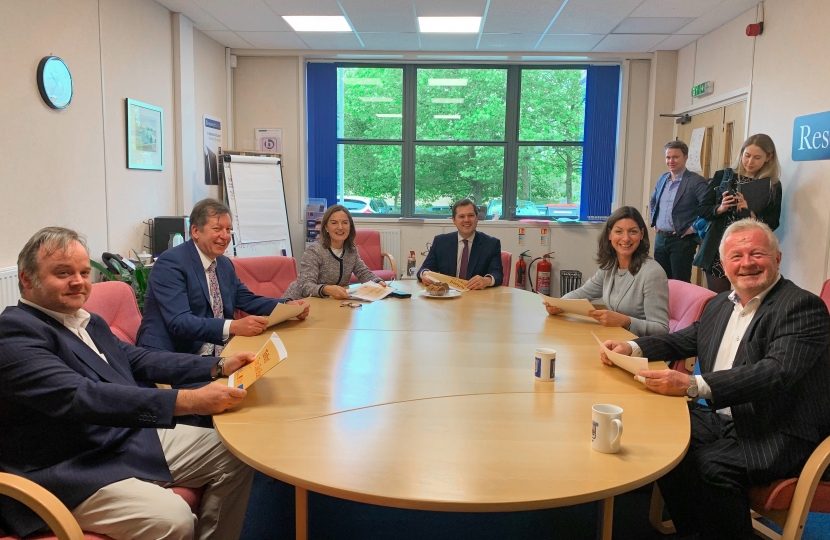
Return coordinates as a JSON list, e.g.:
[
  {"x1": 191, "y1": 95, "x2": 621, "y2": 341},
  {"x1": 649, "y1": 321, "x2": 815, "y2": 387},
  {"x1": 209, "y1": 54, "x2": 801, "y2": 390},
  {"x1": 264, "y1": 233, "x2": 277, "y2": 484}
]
[
  {"x1": 722, "y1": 101, "x2": 747, "y2": 169},
  {"x1": 676, "y1": 108, "x2": 724, "y2": 179}
]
